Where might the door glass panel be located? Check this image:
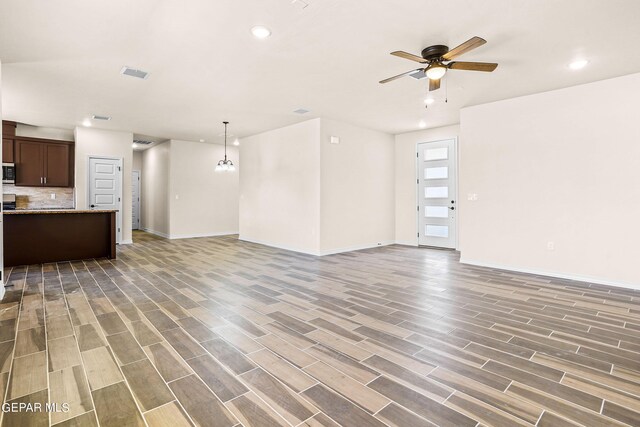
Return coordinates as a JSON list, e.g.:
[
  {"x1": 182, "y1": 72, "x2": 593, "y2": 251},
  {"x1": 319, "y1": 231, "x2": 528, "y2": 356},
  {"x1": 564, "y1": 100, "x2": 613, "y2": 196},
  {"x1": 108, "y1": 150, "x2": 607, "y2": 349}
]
[
  {"x1": 424, "y1": 147, "x2": 448, "y2": 161},
  {"x1": 425, "y1": 186, "x2": 448, "y2": 198},
  {"x1": 425, "y1": 206, "x2": 448, "y2": 218},
  {"x1": 426, "y1": 225, "x2": 449, "y2": 238},
  {"x1": 425, "y1": 167, "x2": 448, "y2": 180}
]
